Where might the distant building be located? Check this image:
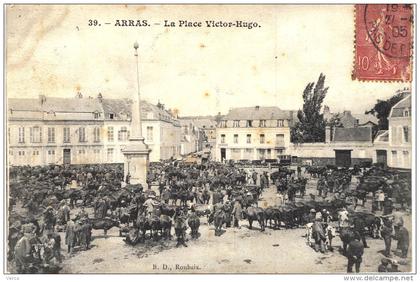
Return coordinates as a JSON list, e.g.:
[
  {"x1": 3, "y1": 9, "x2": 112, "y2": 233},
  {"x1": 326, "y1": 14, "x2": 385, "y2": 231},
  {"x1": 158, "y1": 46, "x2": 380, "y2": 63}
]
[
  {"x1": 7, "y1": 94, "x2": 181, "y2": 166},
  {"x1": 179, "y1": 118, "x2": 204, "y2": 156},
  {"x1": 323, "y1": 106, "x2": 378, "y2": 128},
  {"x1": 215, "y1": 106, "x2": 294, "y2": 161},
  {"x1": 374, "y1": 93, "x2": 411, "y2": 169}
]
